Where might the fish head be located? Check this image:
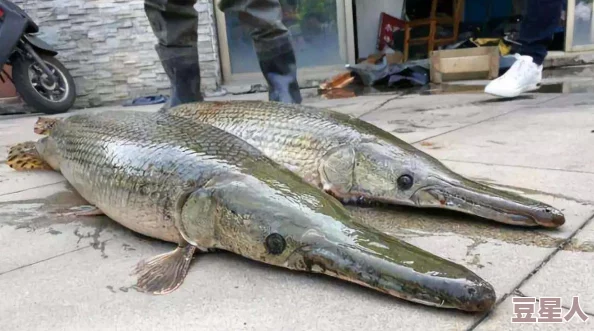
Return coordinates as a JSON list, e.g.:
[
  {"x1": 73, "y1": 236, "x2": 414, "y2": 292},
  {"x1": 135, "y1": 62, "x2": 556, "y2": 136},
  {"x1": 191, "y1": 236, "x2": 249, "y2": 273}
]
[
  {"x1": 185, "y1": 174, "x2": 496, "y2": 312},
  {"x1": 320, "y1": 140, "x2": 564, "y2": 228}
]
